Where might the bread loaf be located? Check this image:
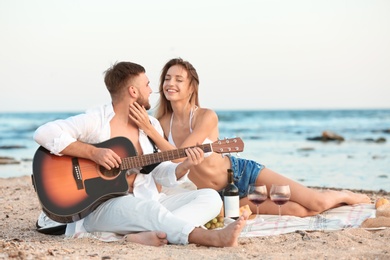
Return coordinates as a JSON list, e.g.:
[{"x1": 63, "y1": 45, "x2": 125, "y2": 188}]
[
  {"x1": 375, "y1": 198, "x2": 389, "y2": 209},
  {"x1": 376, "y1": 203, "x2": 390, "y2": 218},
  {"x1": 239, "y1": 204, "x2": 252, "y2": 216},
  {"x1": 361, "y1": 216, "x2": 390, "y2": 228}
]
